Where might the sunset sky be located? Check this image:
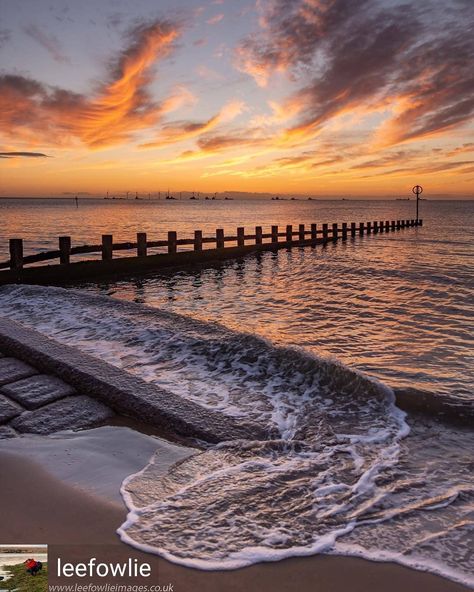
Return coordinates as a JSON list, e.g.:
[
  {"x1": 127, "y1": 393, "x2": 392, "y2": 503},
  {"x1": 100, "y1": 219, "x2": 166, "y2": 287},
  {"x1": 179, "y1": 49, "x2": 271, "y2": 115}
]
[{"x1": 0, "y1": 0, "x2": 473, "y2": 197}]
